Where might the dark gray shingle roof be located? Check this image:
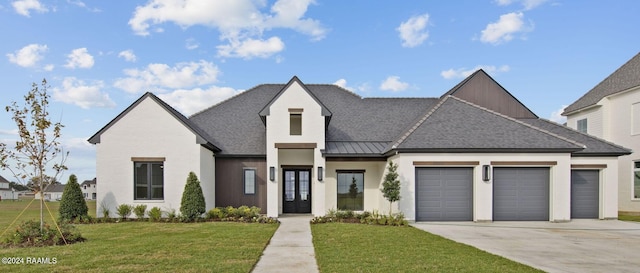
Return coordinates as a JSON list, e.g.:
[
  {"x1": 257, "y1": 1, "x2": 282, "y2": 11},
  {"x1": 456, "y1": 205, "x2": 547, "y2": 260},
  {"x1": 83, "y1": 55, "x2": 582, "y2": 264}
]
[
  {"x1": 563, "y1": 52, "x2": 640, "y2": 114},
  {"x1": 519, "y1": 118, "x2": 631, "y2": 156},
  {"x1": 81, "y1": 178, "x2": 97, "y2": 186},
  {"x1": 390, "y1": 96, "x2": 585, "y2": 152}
]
